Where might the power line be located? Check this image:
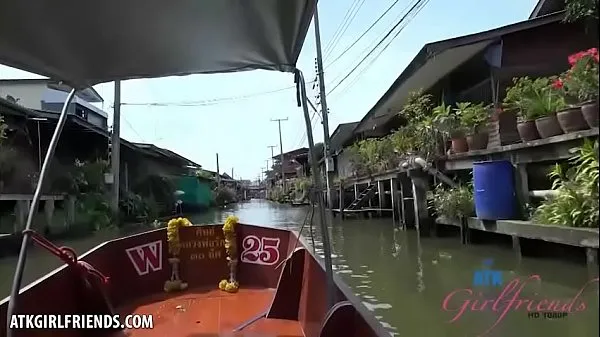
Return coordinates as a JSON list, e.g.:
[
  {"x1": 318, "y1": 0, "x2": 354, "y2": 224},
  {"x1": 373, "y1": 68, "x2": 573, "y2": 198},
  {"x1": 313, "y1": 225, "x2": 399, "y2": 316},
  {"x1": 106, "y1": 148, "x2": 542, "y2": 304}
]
[
  {"x1": 322, "y1": 0, "x2": 360, "y2": 57},
  {"x1": 120, "y1": 82, "x2": 314, "y2": 107},
  {"x1": 331, "y1": 0, "x2": 431, "y2": 102},
  {"x1": 121, "y1": 115, "x2": 145, "y2": 142},
  {"x1": 323, "y1": 0, "x2": 366, "y2": 62},
  {"x1": 327, "y1": 0, "x2": 428, "y2": 96},
  {"x1": 325, "y1": 0, "x2": 401, "y2": 69}
]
